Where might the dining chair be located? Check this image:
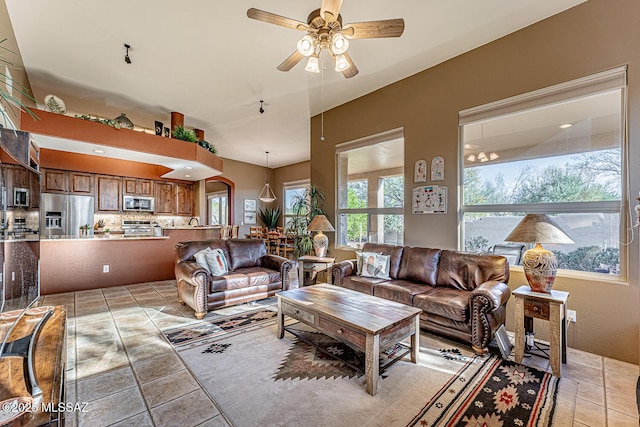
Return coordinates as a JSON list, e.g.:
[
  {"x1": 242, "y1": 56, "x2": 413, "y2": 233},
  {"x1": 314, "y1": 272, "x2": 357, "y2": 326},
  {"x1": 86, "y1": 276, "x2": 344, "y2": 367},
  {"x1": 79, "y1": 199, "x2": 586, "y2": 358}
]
[{"x1": 278, "y1": 234, "x2": 295, "y2": 259}]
